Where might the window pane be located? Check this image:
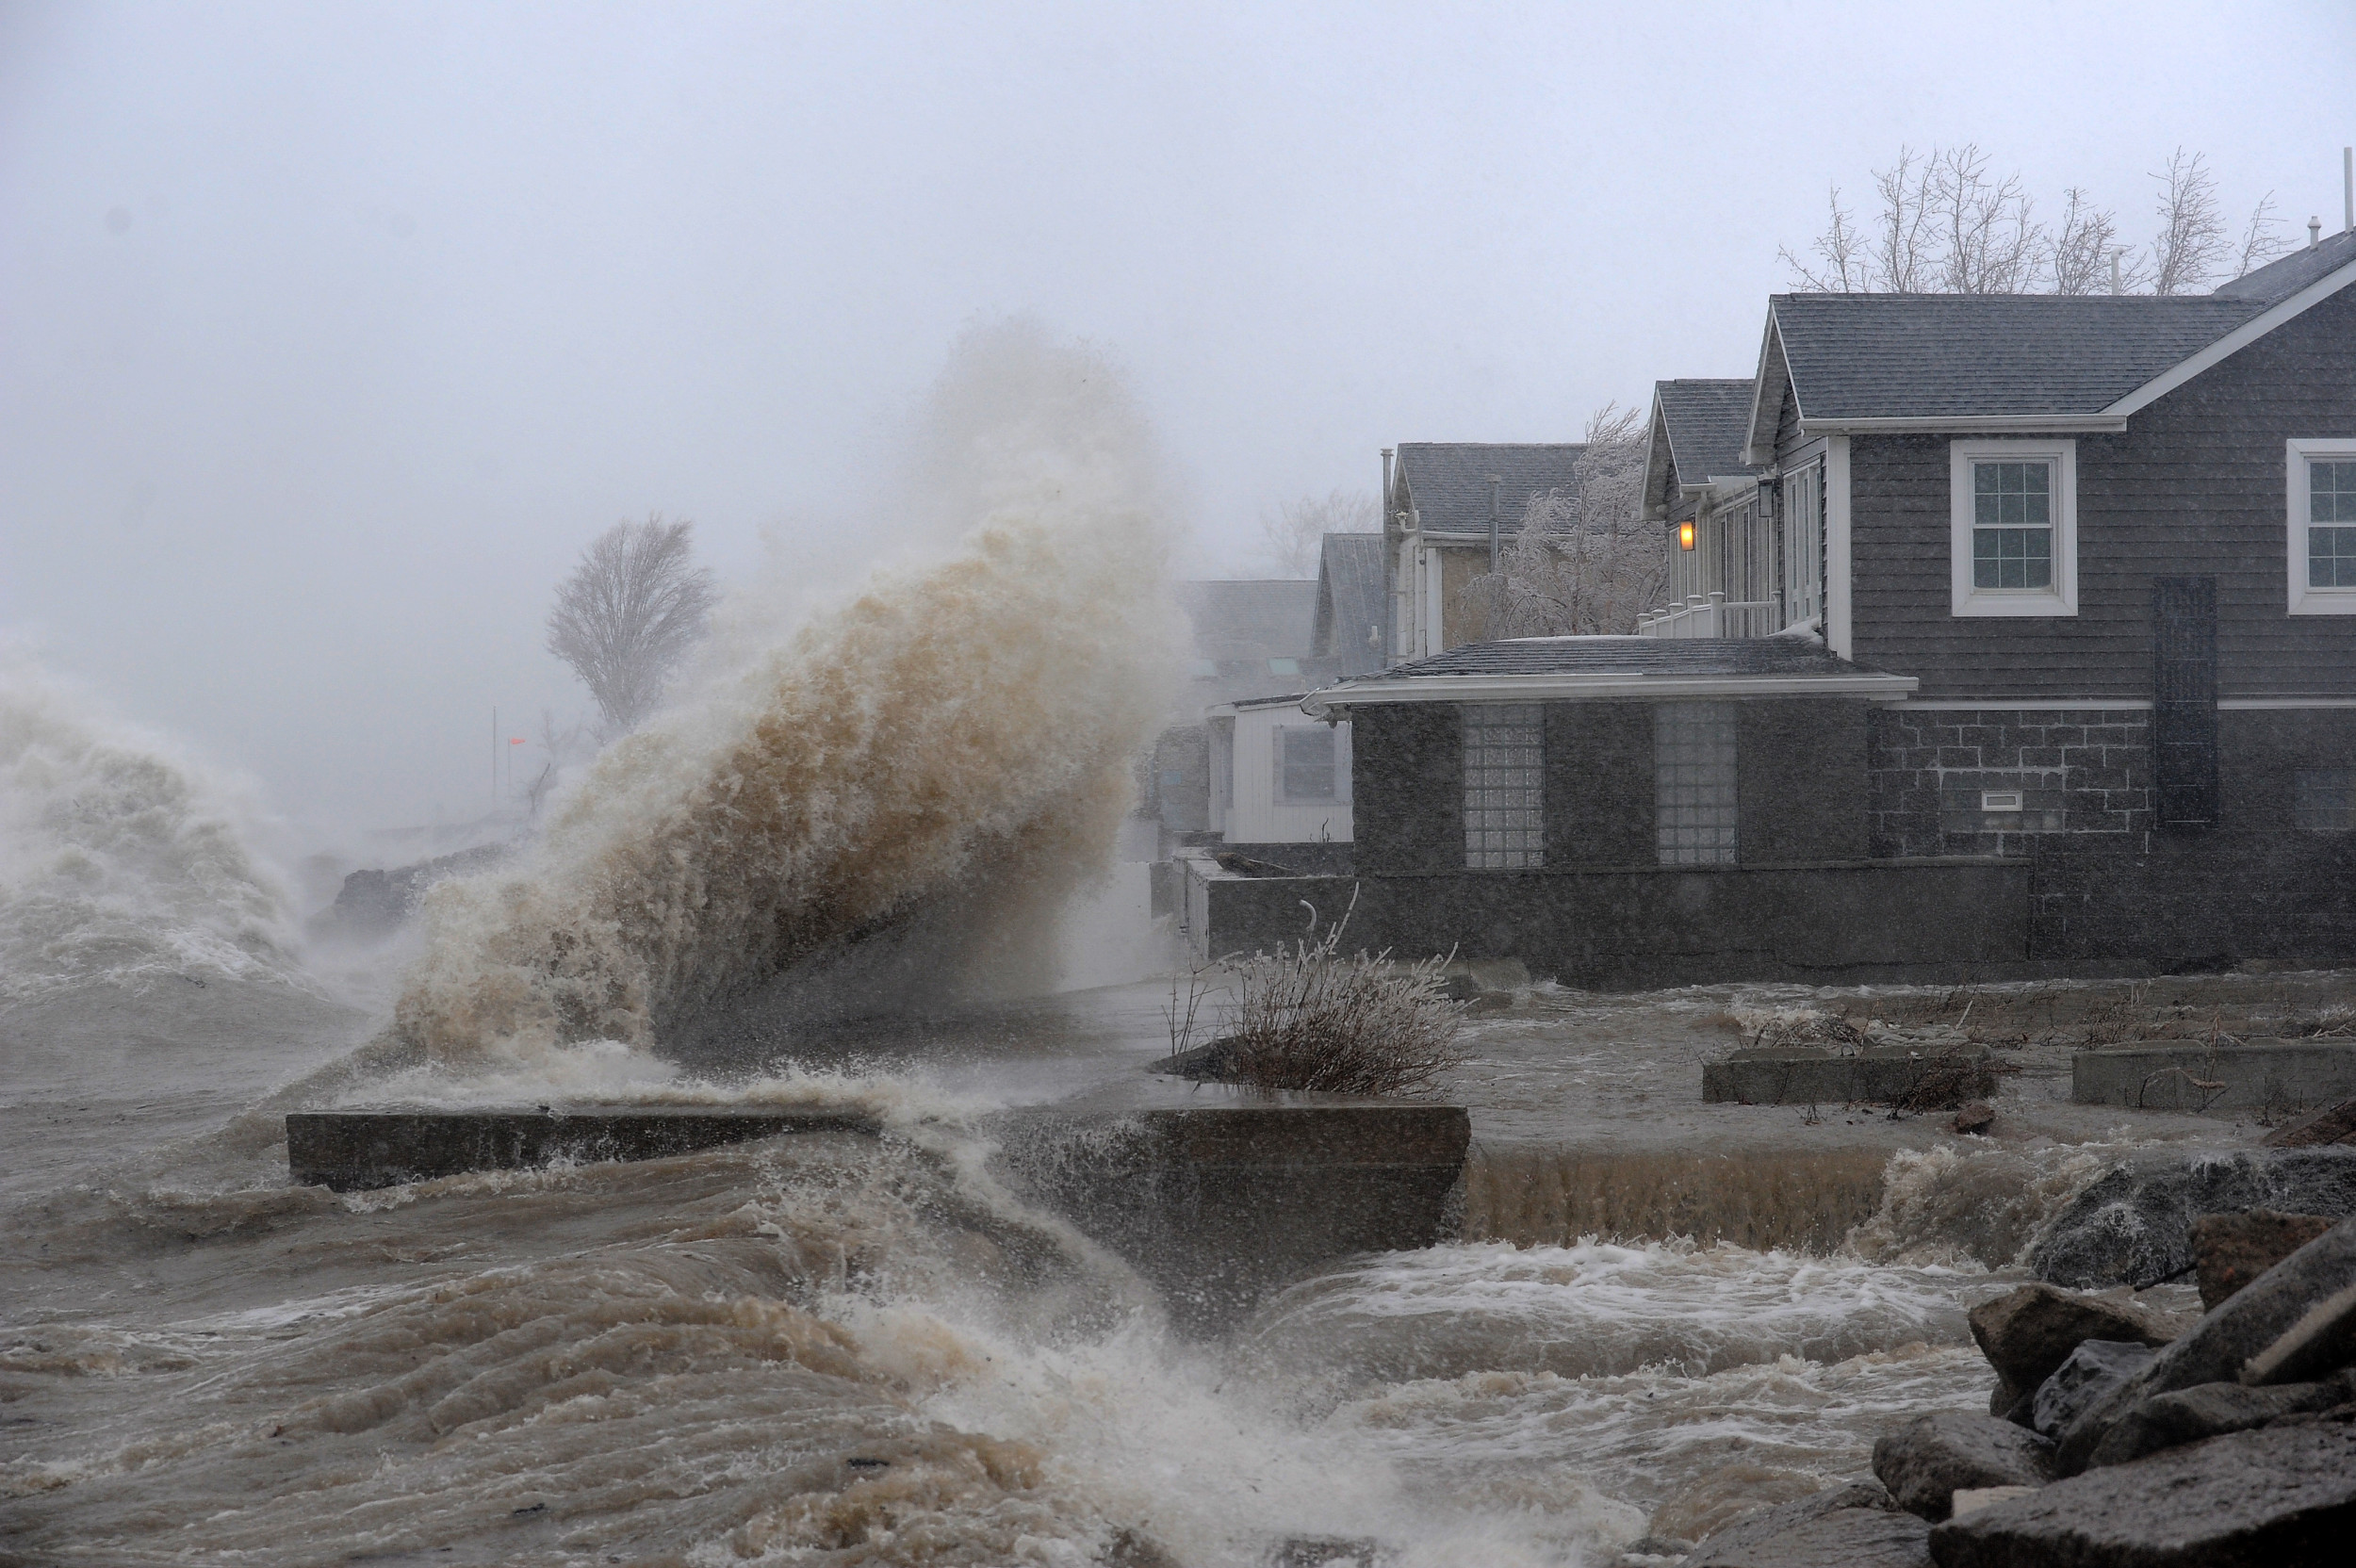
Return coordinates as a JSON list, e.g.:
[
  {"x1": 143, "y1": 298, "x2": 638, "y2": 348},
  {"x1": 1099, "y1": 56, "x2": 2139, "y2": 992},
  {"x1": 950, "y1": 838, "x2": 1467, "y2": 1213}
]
[
  {"x1": 1463, "y1": 704, "x2": 1544, "y2": 870},
  {"x1": 2312, "y1": 461, "x2": 2356, "y2": 524},
  {"x1": 1655, "y1": 702, "x2": 1737, "y2": 865},
  {"x1": 1974, "y1": 526, "x2": 2052, "y2": 590},
  {"x1": 2311, "y1": 526, "x2": 2356, "y2": 588},
  {"x1": 1278, "y1": 726, "x2": 1335, "y2": 801}
]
